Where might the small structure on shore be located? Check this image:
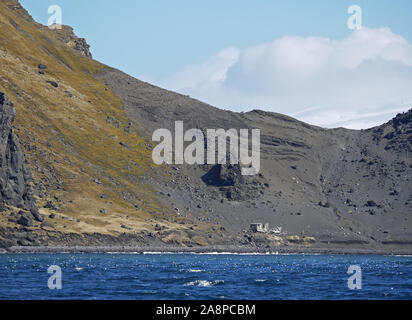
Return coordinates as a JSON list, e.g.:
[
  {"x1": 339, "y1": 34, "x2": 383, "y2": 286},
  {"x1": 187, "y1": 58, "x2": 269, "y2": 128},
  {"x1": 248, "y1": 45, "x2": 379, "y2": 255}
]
[
  {"x1": 250, "y1": 223, "x2": 269, "y2": 233},
  {"x1": 270, "y1": 226, "x2": 282, "y2": 234}
]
